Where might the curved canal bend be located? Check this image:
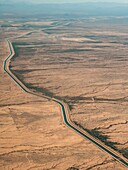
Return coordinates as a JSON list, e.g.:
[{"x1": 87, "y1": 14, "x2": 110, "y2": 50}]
[{"x1": 4, "y1": 40, "x2": 128, "y2": 168}]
